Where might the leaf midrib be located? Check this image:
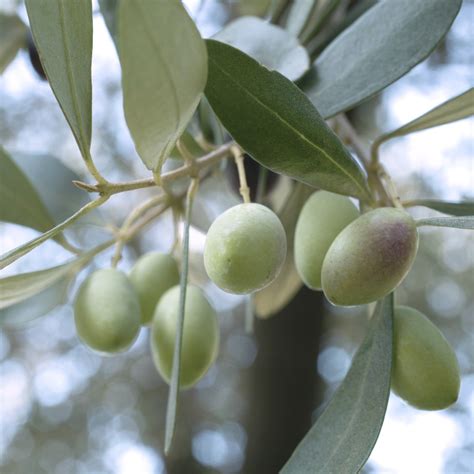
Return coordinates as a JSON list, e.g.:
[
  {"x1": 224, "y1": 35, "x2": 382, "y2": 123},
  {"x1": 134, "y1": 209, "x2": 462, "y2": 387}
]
[{"x1": 208, "y1": 55, "x2": 369, "y2": 199}]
